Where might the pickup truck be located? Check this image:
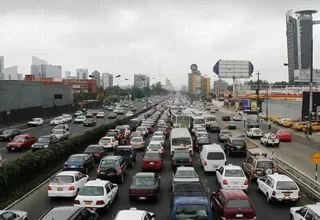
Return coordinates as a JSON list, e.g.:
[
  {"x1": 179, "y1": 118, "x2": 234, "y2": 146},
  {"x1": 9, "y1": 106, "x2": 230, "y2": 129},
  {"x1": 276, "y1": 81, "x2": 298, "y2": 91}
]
[{"x1": 169, "y1": 182, "x2": 214, "y2": 220}]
